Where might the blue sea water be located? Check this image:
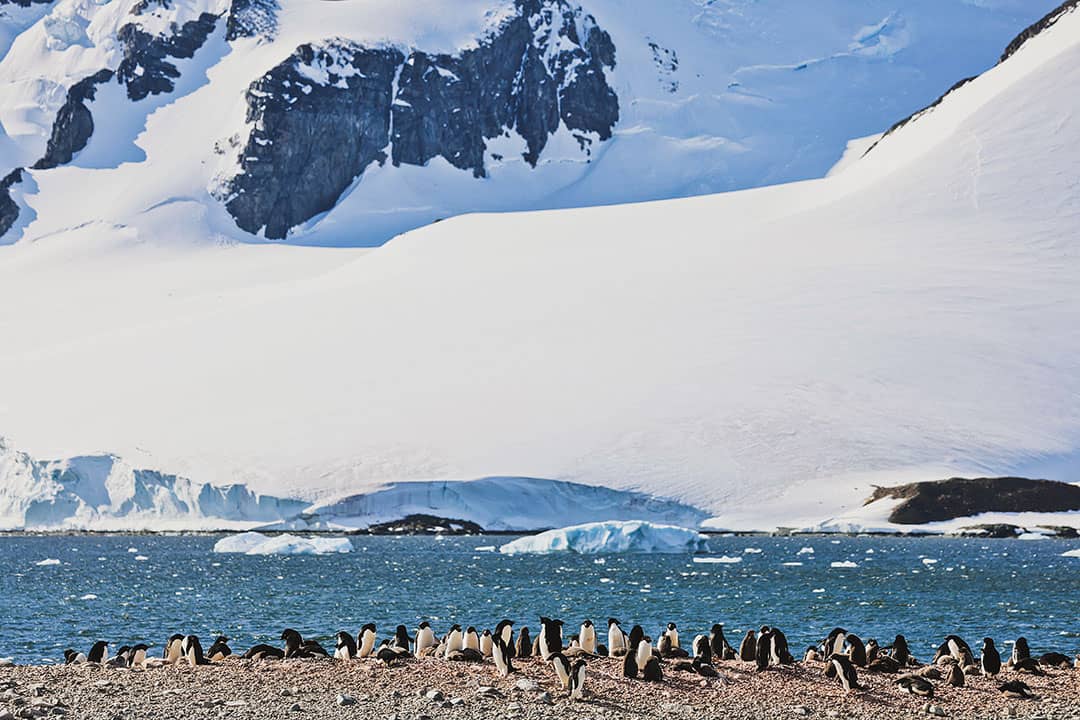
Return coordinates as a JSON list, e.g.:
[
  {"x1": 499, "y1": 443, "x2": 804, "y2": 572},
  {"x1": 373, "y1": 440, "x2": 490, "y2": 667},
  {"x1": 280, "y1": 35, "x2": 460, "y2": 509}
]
[{"x1": 1, "y1": 534, "x2": 1078, "y2": 665}]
